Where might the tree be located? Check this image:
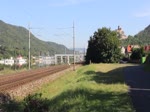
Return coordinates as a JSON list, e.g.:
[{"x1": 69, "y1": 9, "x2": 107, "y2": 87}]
[
  {"x1": 121, "y1": 35, "x2": 141, "y2": 46},
  {"x1": 130, "y1": 48, "x2": 145, "y2": 60},
  {"x1": 0, "y1": 45, "x2": 10, "y2": 59},
  {"x1": 86, "y1": 27, "x2": 121, "y2": 63}
]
